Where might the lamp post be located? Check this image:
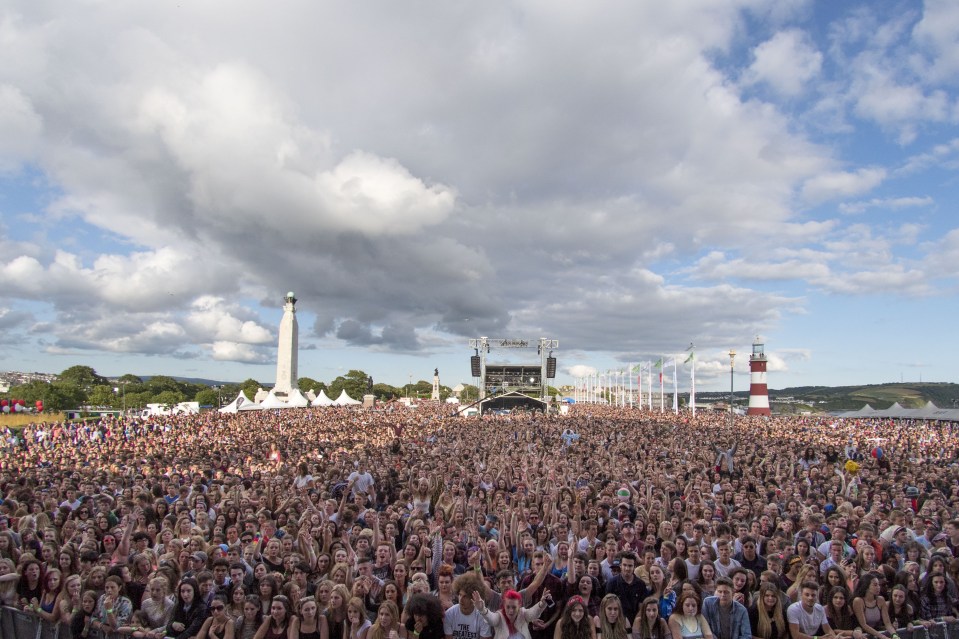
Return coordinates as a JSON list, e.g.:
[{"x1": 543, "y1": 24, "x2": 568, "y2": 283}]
[{"x1": 728, "y1": 349, "x2": 736, "y2": 428}]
